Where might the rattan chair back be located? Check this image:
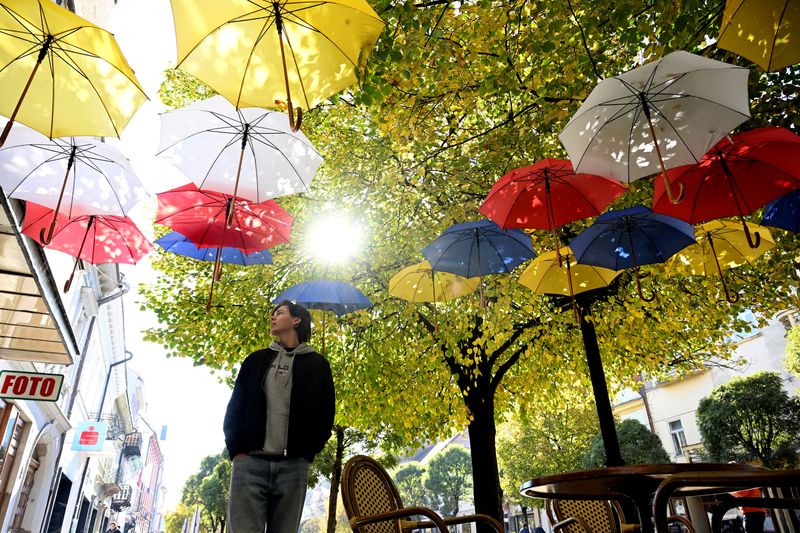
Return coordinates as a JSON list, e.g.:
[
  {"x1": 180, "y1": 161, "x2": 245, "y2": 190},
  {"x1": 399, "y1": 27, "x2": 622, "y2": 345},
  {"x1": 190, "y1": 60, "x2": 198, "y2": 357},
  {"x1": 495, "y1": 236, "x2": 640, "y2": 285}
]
[{"x1": 341, "y1": 455, "x2": 405, "y2": 533}]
